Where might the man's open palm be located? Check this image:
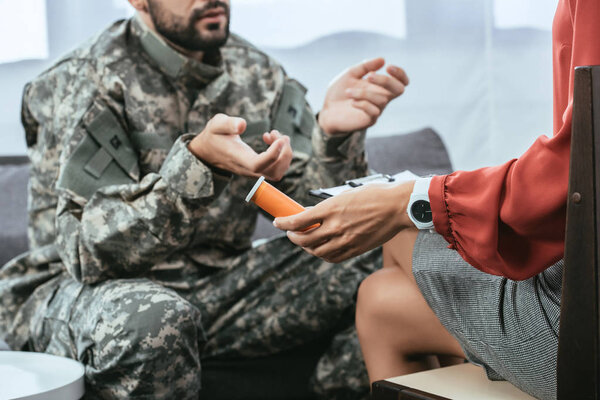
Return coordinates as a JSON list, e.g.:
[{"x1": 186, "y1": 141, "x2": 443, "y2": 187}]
[{"x1": 318, "y1": 58, "x2": 409, "y2": 135}]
